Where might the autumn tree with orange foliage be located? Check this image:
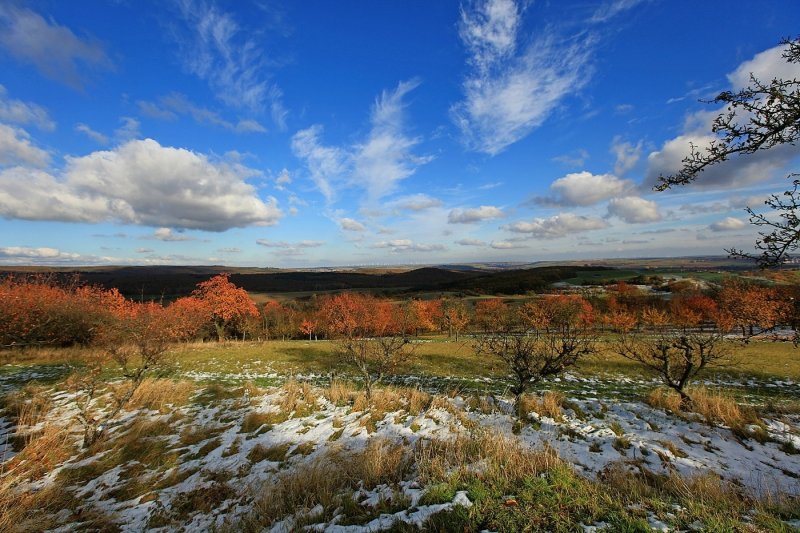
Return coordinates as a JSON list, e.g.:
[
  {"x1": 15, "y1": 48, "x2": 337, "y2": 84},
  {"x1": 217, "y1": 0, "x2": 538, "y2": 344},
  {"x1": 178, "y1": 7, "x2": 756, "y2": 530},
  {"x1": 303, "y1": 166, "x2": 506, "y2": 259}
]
[
  {"x1": 0, "y1": 274, "x2": 127, "y2": 348},
  {"x1": 191, "y1": 273, "x2": 259, "y2": 341},
  {"x1": 442, "y1": 298, "x2": 471, "y2": 341},
  {"x1": 262, "y1": 300, "x2": 300, "y2": 340},
  {"x1": 717, "y1": 279, "x2": 791, "y2": 338},
  {"x1": 474, "y1": 298, "x2": 509, "y2": 333},
  {"x1": 168, "y1": 296, "x2": 212, "y2": 341},
  {"x1": 299, "y1": 319, "x2": 316, "y2": 341}
]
